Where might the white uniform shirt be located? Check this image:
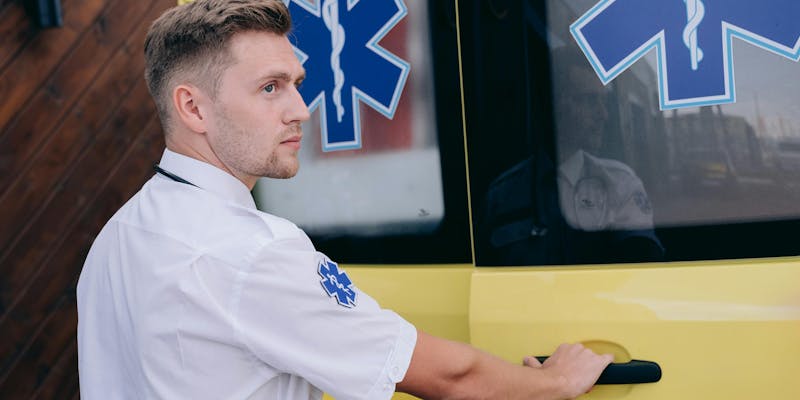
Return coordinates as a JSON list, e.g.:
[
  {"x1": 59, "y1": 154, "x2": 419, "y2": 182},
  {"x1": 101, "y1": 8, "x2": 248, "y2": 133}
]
[
  {"x1": 558, "y1": 150, "x2": 654, "y2": 231},
  {"x1": 77, "y1": 149, "x2": 417, "y2": 400}
]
